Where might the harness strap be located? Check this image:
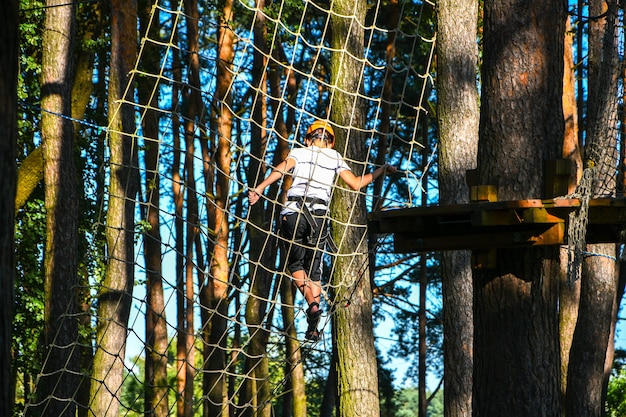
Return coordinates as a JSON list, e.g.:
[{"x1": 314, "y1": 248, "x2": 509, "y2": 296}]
[
  {"x1": 287, "y1": 196, "x2": 337, "y2": 253},
  {"x1": 287, "y1": 195, "x2": 328, "y2": 206}
]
